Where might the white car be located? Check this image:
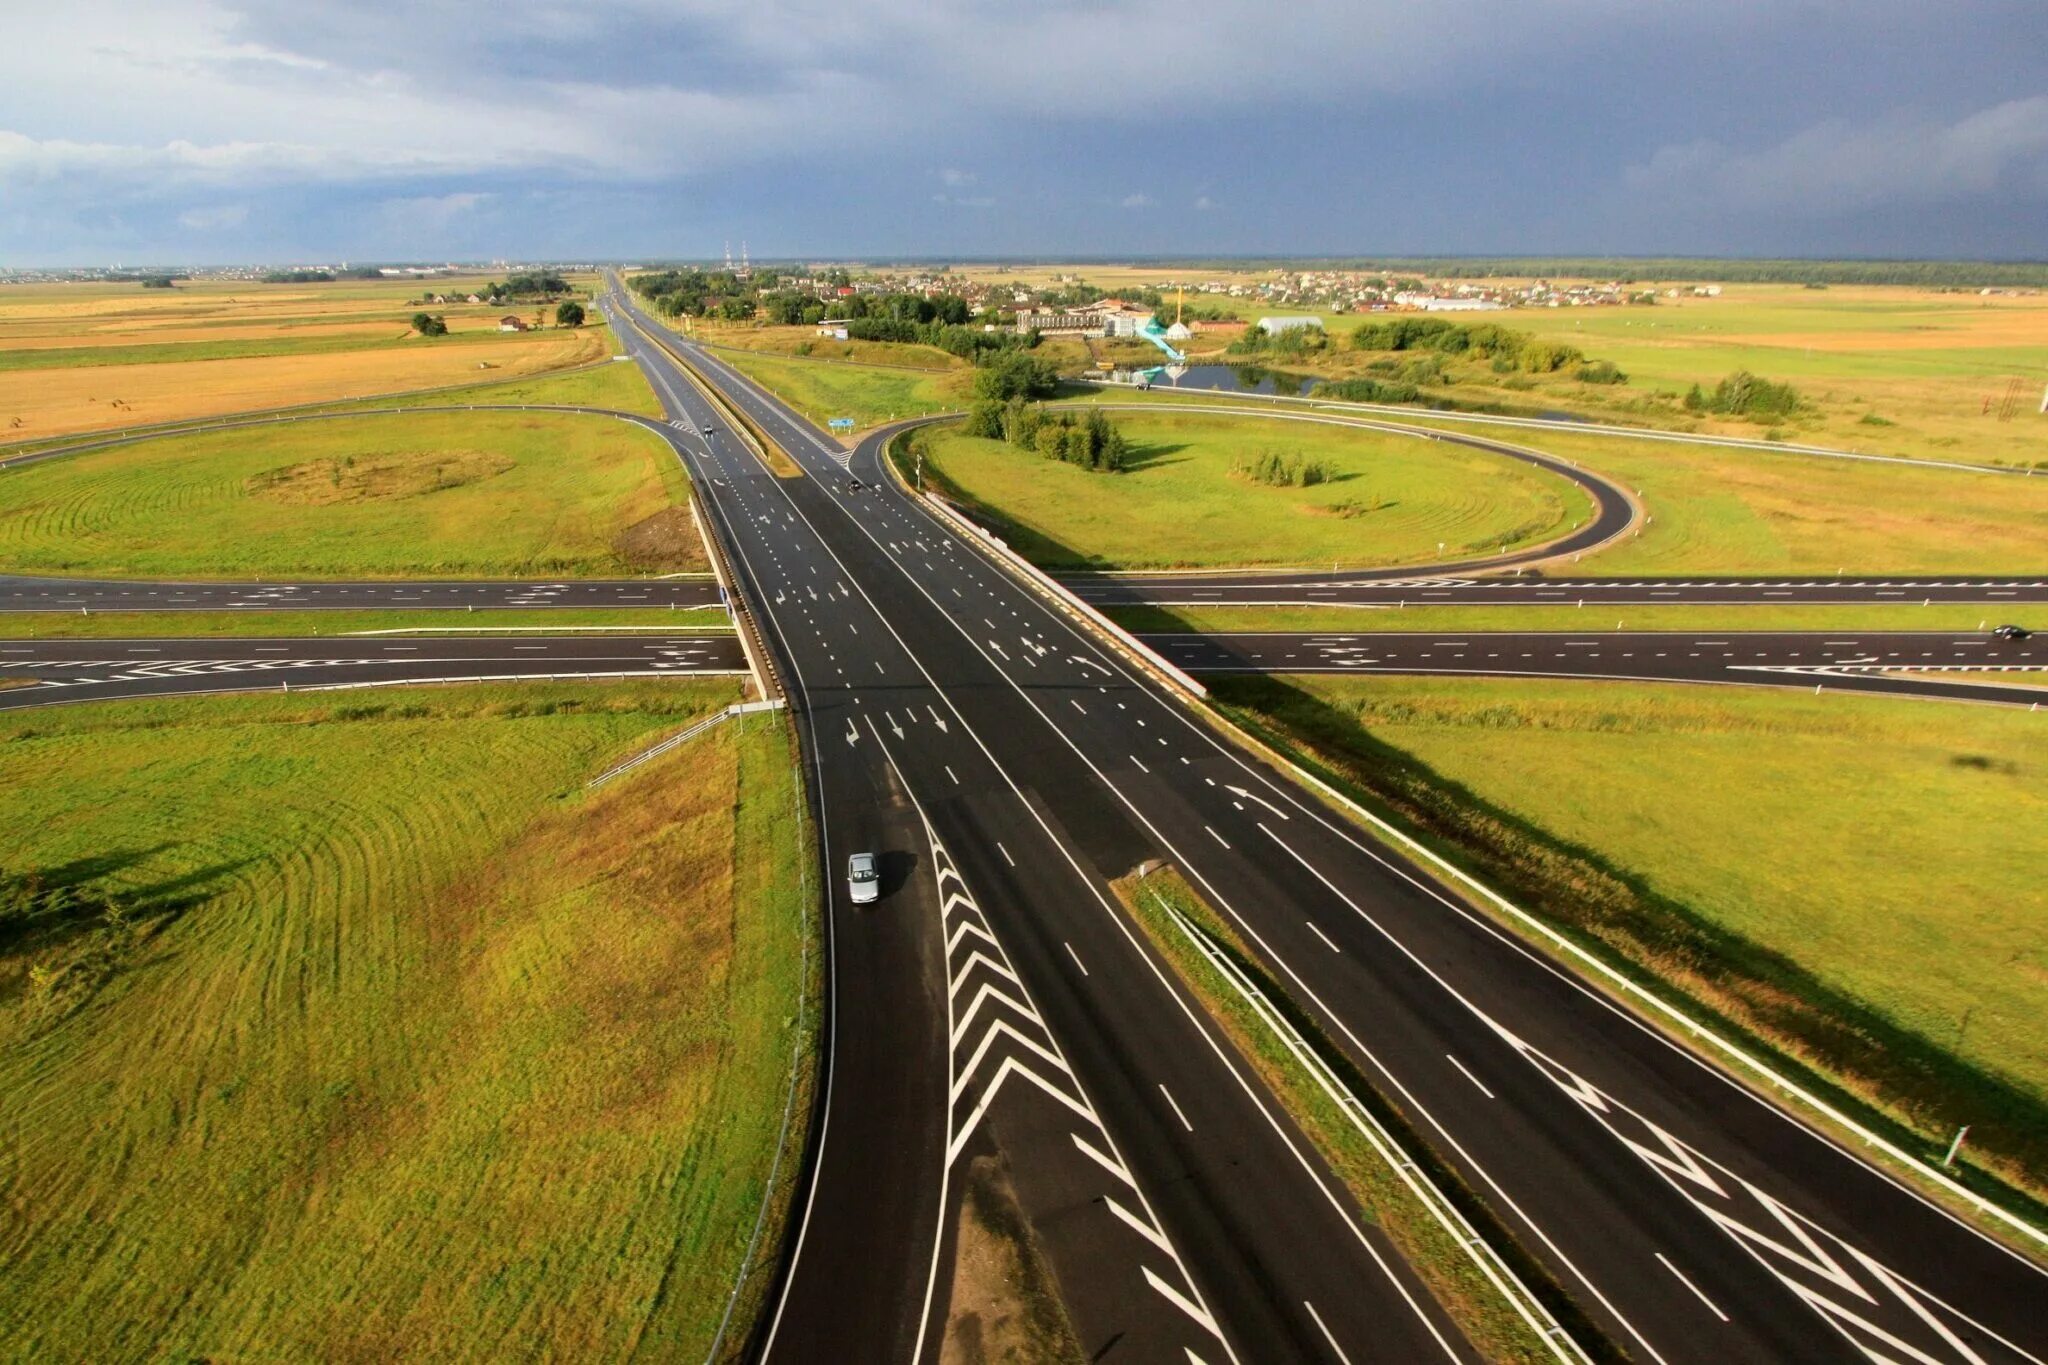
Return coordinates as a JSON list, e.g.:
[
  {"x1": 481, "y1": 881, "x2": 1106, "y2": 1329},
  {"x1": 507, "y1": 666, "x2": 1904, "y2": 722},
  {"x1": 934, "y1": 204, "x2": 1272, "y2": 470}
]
[{"x1": 848, "y1": 852, "x2": 880, "y2": 905}]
